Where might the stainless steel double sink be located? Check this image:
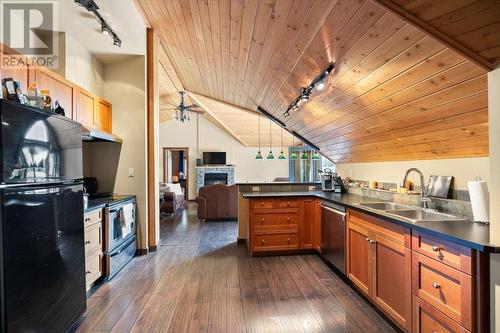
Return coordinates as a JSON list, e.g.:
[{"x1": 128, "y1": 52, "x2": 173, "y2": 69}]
[{"x1": 355, "y1": 202, "x2": 464, "y2": 223}]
